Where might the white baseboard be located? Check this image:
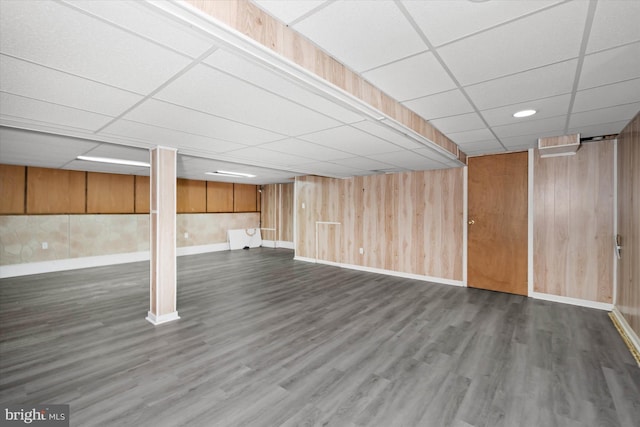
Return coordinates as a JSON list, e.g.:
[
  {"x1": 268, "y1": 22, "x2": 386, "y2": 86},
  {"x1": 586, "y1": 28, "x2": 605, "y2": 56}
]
[
  {"x1": 277, "y1": 241, "x2": 294, "y2": 249},
  {"x1": 262, "y1": 240, "x2": 294, "y2": 249},
  {"x1": 0, "y1": 243, "x2": 232, "y2": 278},
  {"x1": 146, "y1": 311, "x2": 180, "y2": 325},
  {"x1": 529, "y1": 291, "x2": 613, "y2": 311},
  {"x1": 293, "y1": 256, "x2": 464, "y2": 287},
  {"x1": 610, "y1": 306, "x2": 640, "y2": 362}
]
